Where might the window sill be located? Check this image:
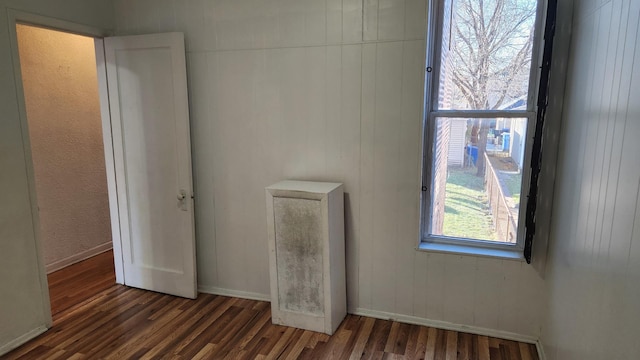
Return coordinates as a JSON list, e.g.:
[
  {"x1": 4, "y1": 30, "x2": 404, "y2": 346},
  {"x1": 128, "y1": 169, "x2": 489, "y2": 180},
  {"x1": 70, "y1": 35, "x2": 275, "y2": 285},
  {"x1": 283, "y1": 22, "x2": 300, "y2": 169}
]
[{"x1": 417, "y1": 242, "x2": 525, "y2": 261}]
